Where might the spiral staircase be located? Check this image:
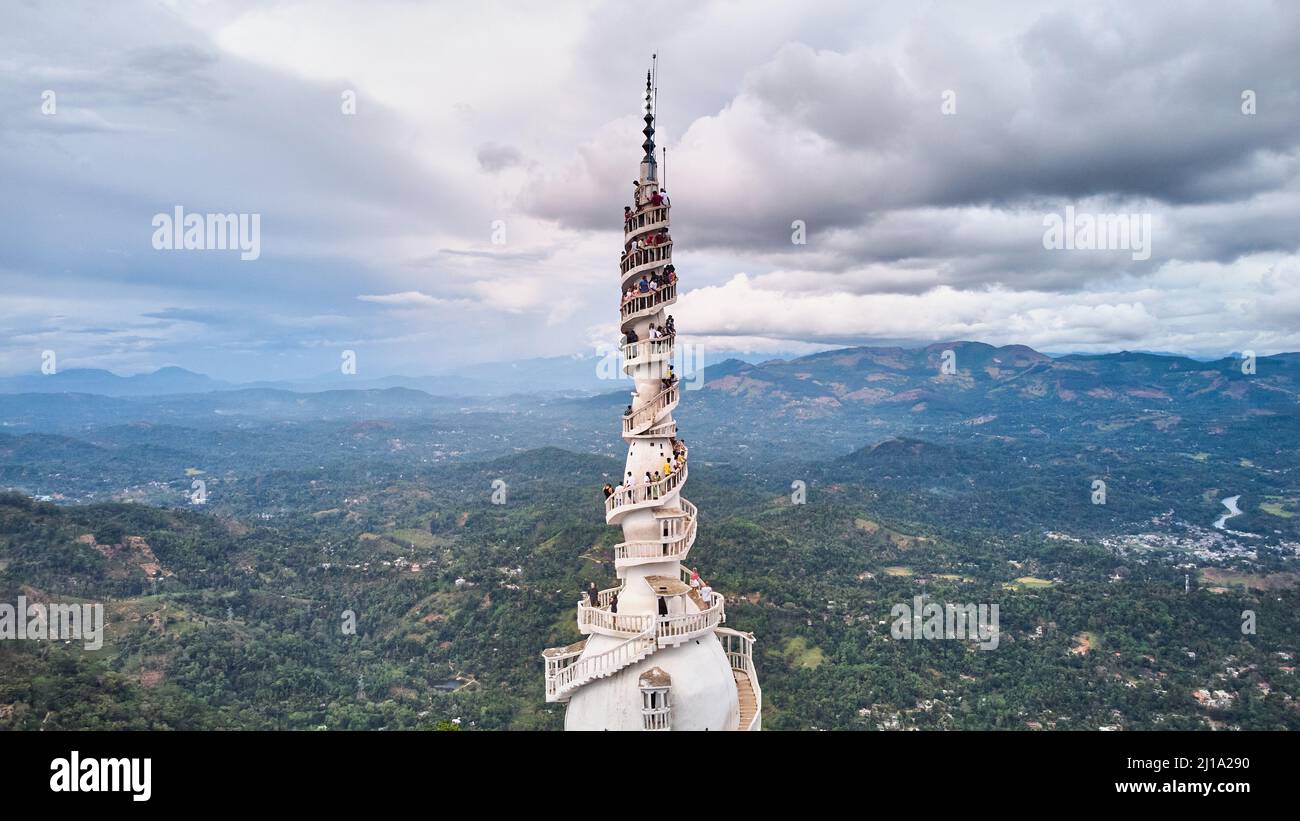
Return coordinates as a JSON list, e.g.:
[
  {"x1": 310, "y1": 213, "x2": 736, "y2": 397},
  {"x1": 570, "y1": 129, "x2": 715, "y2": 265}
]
[{"x1": 541, "y1": 69, "x2": 761, "y2": 731}]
